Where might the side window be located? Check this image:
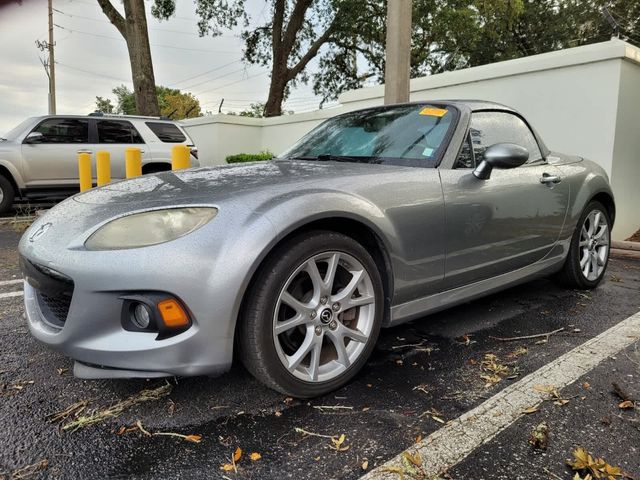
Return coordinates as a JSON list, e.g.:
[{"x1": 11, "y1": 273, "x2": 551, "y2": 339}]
[
  {"x1": 97, "y1": 120, "x2": 144, "y2": 144},
  {"x1": 32, "y1": 118, "x2": 89, "y2": 144},
  {"x1": 467, "y1": 112, "x2": 543, "y2": 165},
  {"x1": 454, "y1": 132, "x2": 475, "y2": 168},
  {"x1": 145, "y1": 122, "x2": 186, "y2": 143}
]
